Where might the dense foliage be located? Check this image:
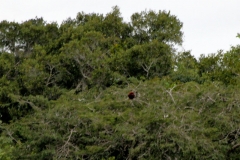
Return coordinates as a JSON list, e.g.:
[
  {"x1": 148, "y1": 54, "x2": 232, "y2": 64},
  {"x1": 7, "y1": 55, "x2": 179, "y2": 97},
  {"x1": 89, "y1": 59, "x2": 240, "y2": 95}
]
[{"x1": 0, "y1": 6, "x2": 240, "y2": 159}]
